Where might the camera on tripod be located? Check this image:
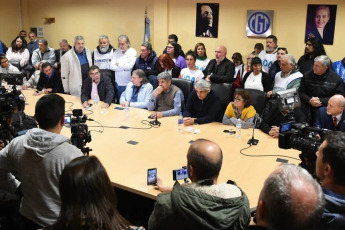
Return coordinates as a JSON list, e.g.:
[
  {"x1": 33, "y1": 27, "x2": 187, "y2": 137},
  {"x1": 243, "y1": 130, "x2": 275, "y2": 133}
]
[{"x1": 70, "y1": 109, "x2": 92, "y2": 156}]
